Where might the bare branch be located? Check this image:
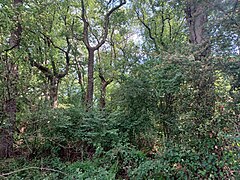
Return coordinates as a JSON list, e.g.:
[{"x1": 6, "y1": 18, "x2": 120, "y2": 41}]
[
  {"x1": 107, "y1": 0, "x2": 113, "y2": 6},
  {"x1": 0, "y1": 167, "x2": 68, "y2": 177},
  {"x1": 56, "y1": 36, "x2": 71, "y2": 79},
  {"x1": 57, "y1": 14, "x2": 71, "y2": 78}
]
